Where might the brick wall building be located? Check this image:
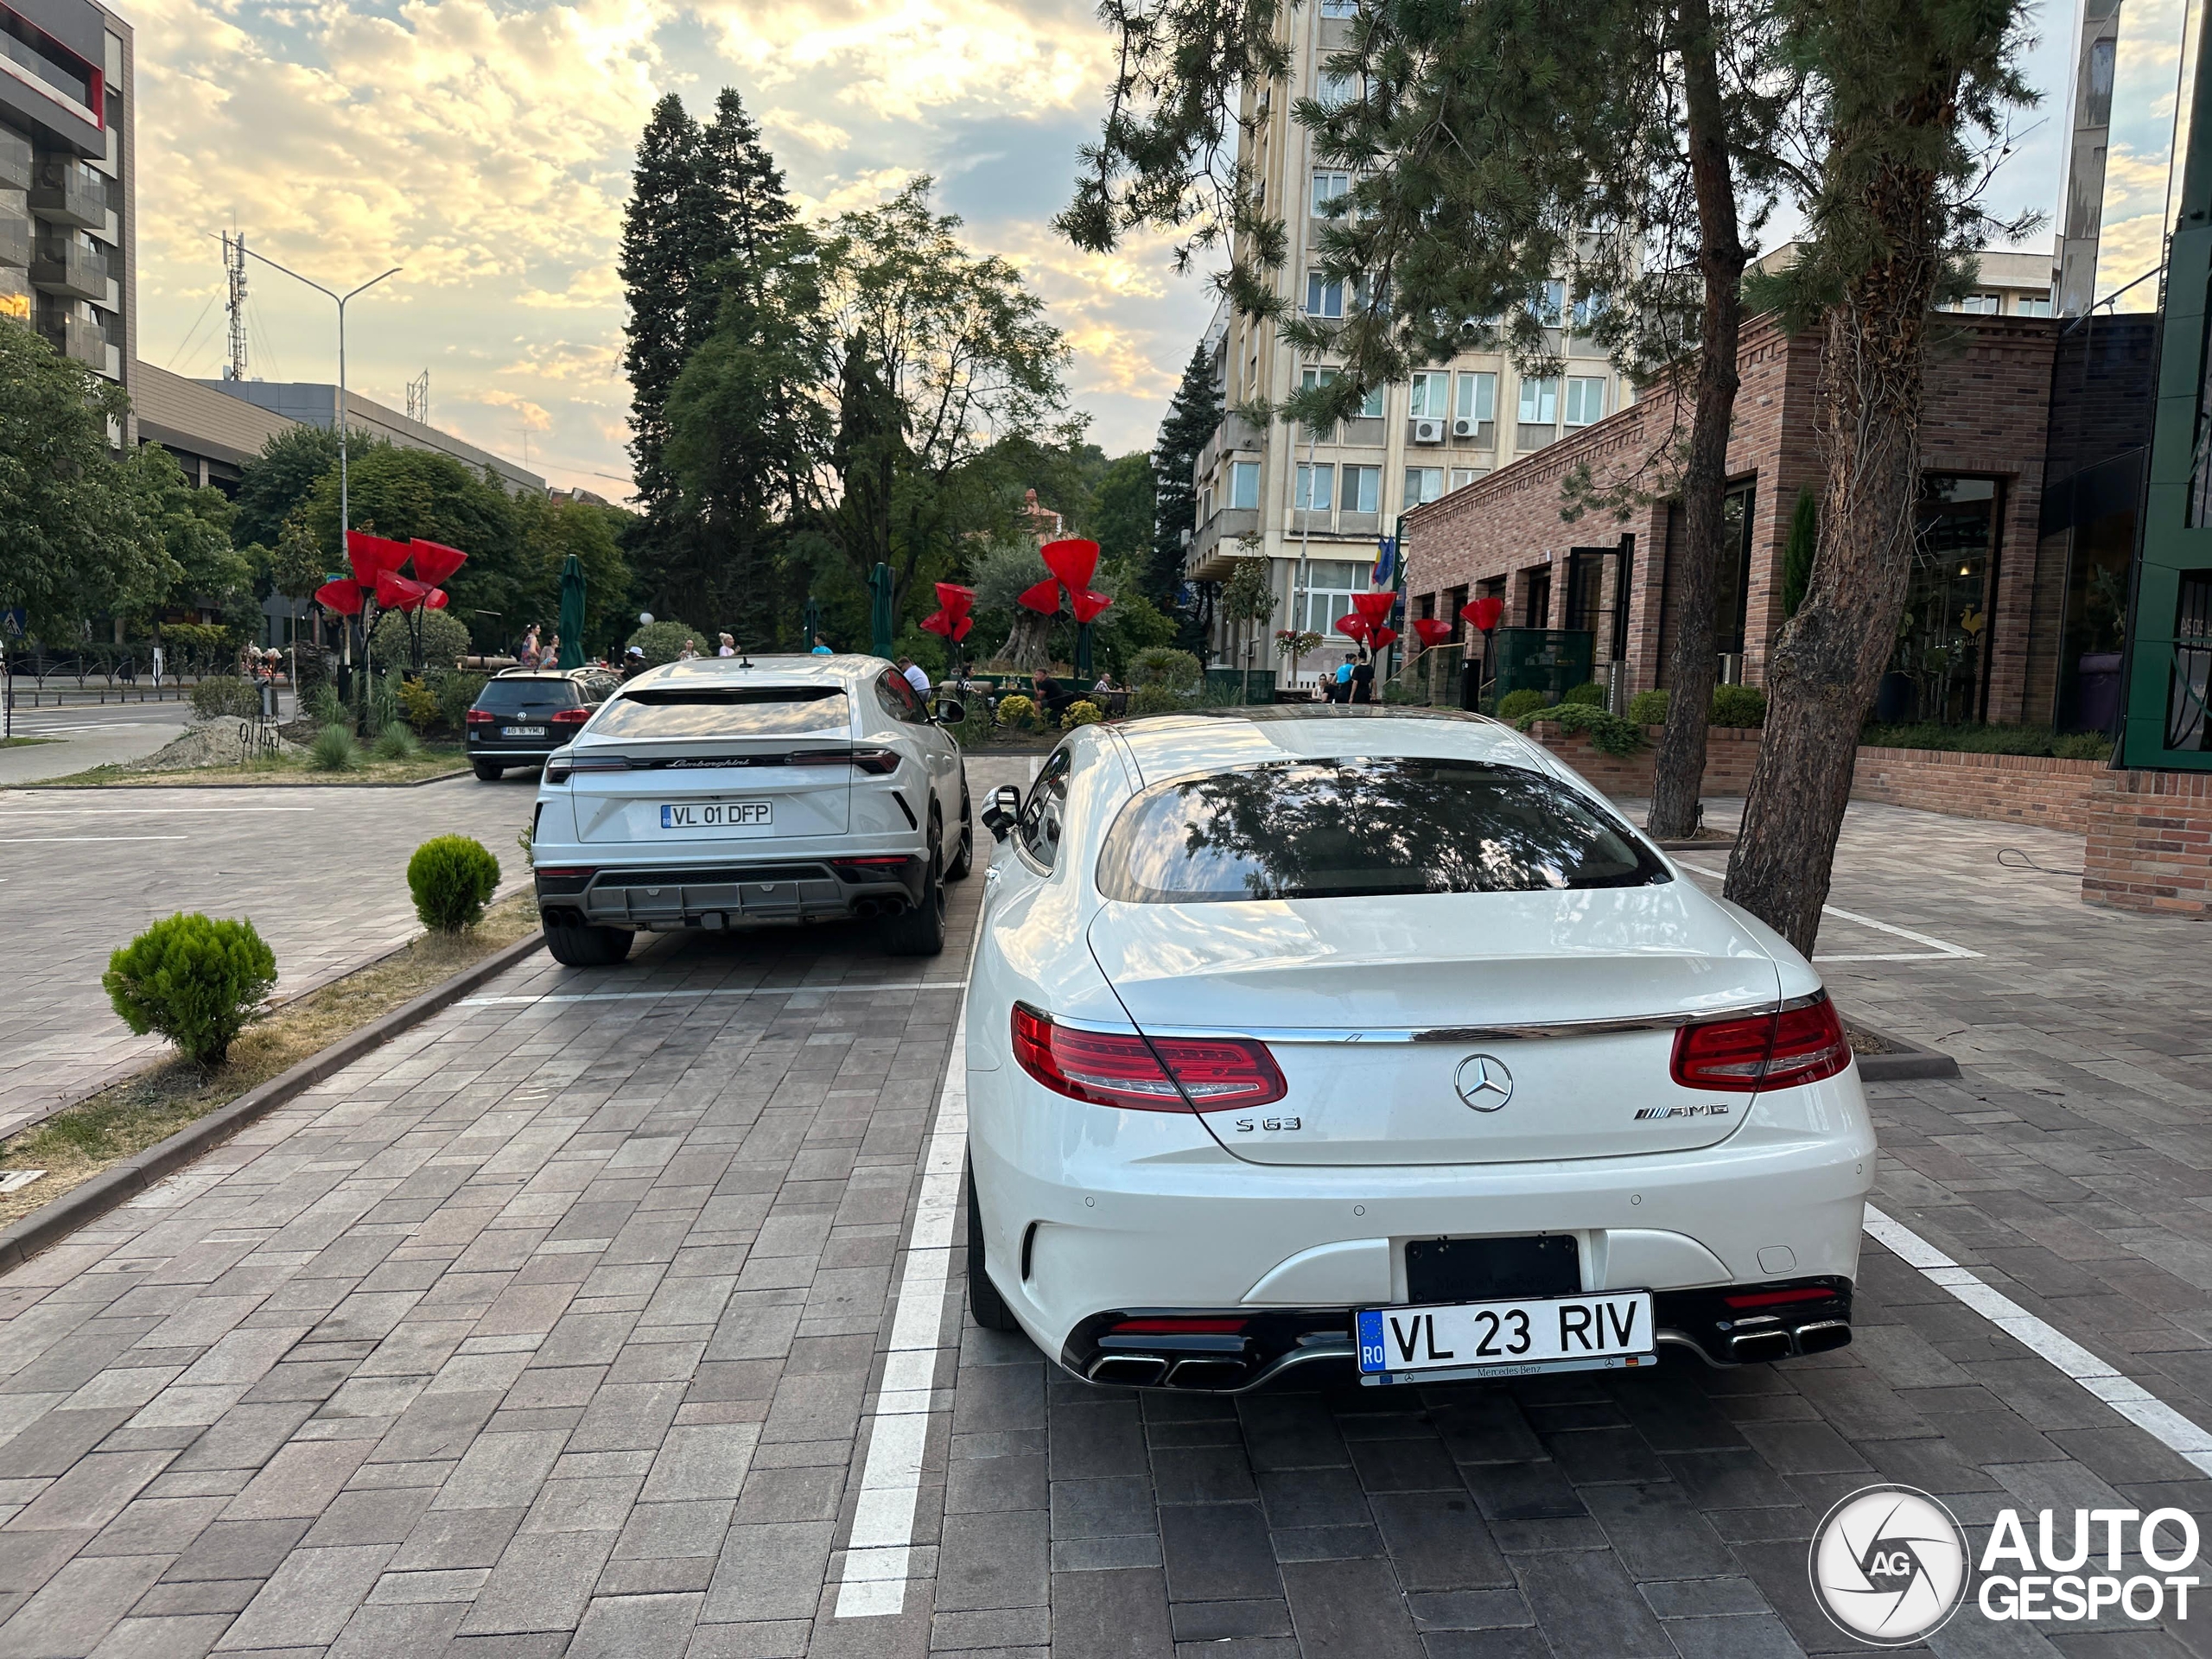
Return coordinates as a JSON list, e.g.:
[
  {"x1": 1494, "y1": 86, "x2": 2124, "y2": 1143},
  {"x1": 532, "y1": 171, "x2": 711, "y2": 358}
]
[{"x1": 1402, "y1": 311, "x2": 2065, "y2": 724}]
